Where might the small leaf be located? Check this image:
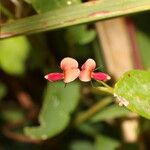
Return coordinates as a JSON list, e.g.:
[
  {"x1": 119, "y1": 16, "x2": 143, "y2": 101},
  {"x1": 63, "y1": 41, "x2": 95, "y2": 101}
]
[
  {"x1": 66, "y1": 25, "x2": 96, "y2": 45},
  {"x1": 2, "y1": 107, "x2": 25, "y2": 123},
  {"x1": 24, "y1": 81, "x2": 80, "y2": 140},
  {"x1": 70, "y1": 140, "x2": 94, "y2": 150},
  {"x1": 90, "y1": 105, "x2": 130, "y2": 123},
  {"x1": 137, "y1": 31, "x2": 150, "y2": 69},
  {"x1": 0, "y1": 83, "x2": 7, "y2": 100},
  {"x1": 27, "y1": 0, "x2": 81, "y2": 13},
  {"x1": 114, "y1": 70, "x2": 150, "y2": 119},
  {"x1": 95, "y1": 135, "x2": 120, "y2": 150},
  {"x1": 0, "y1": 36, "x2": 30, "y2": 75}
]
